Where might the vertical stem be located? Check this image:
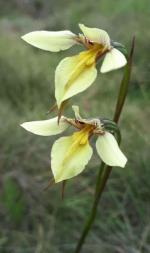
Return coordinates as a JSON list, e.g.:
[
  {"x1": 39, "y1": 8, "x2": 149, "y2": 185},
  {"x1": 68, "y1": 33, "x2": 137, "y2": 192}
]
[
  {"x1": 74, "y1": 162, "x2": 106, "y2": 253},
  {"x1": 113, "y1": 36, "x2": 135, "y2": 123},
  {"x1": 74, "y1": 37, "x2": 135, "y2": 253}
]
